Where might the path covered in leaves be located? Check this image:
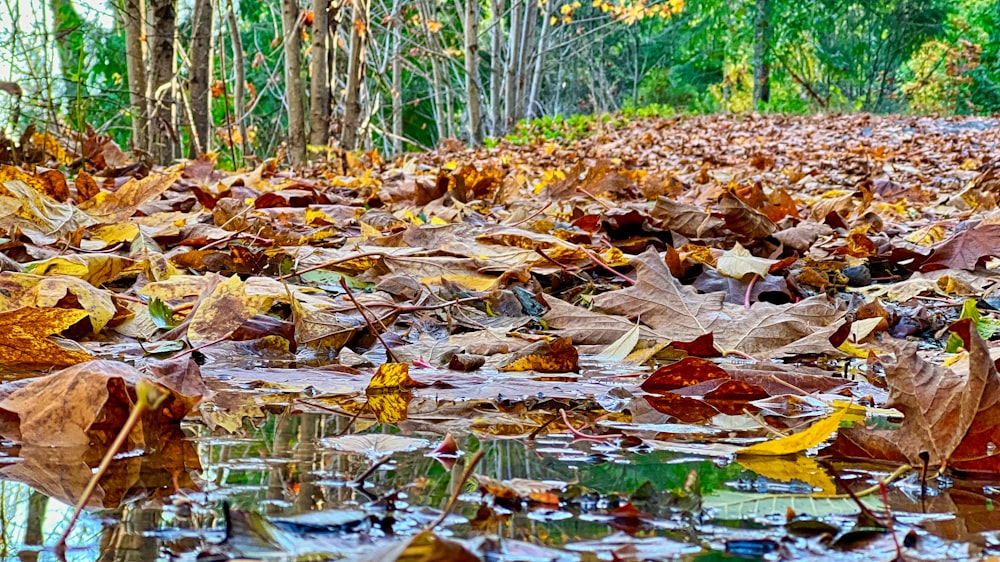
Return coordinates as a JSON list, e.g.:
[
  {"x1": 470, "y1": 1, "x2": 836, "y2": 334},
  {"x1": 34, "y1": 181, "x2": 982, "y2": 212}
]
[{"x1": 1, "y1": 113, "x2": 1000, "y2": 559}]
